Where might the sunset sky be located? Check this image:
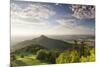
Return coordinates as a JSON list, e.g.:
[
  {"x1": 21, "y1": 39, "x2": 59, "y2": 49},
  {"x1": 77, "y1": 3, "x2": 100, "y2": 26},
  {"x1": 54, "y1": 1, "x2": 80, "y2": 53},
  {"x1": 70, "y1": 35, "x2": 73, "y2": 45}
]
[{"x1": 11, "y1": 0, "x2": 95, "y2": 36}]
